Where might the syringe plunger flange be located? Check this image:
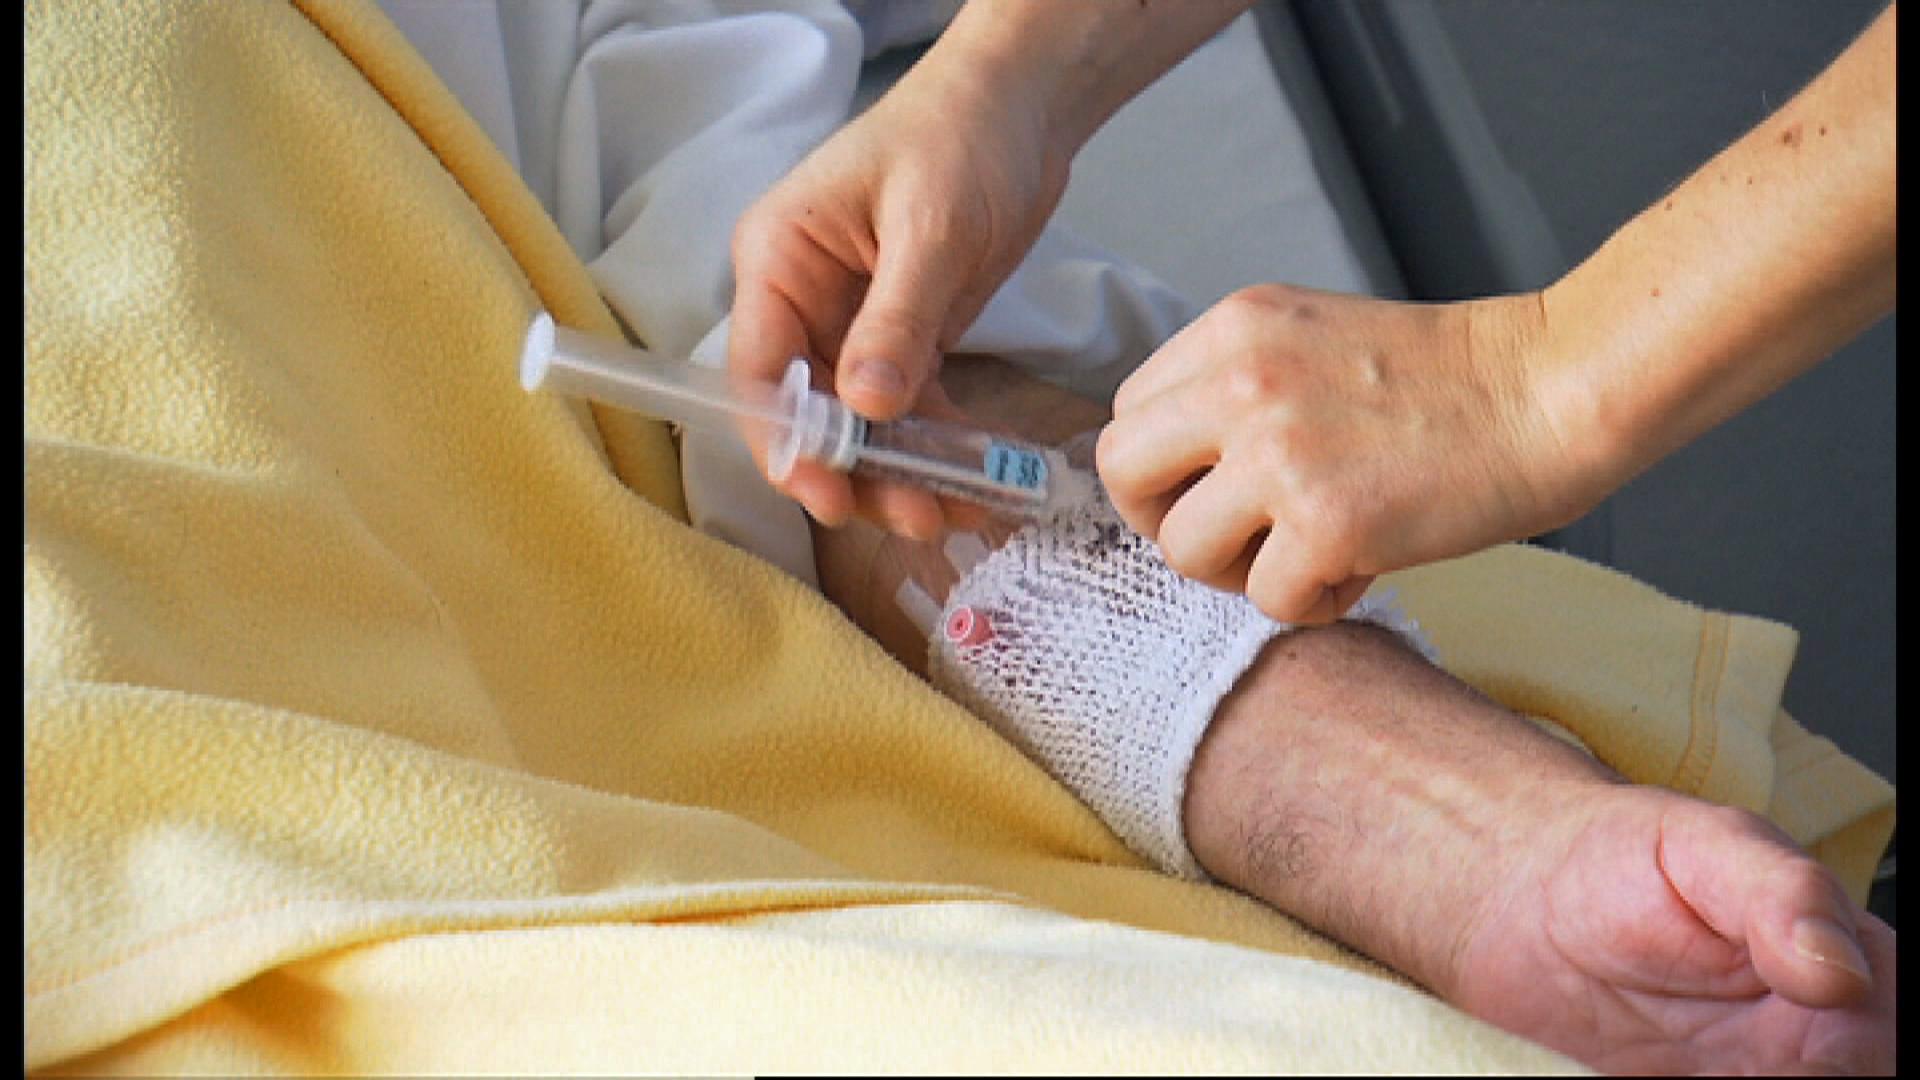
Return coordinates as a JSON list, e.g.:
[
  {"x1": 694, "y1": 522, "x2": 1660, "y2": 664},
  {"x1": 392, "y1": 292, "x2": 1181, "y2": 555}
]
[{"x1": 769, "y1": 359, "x2": 863, "y2": 482}]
